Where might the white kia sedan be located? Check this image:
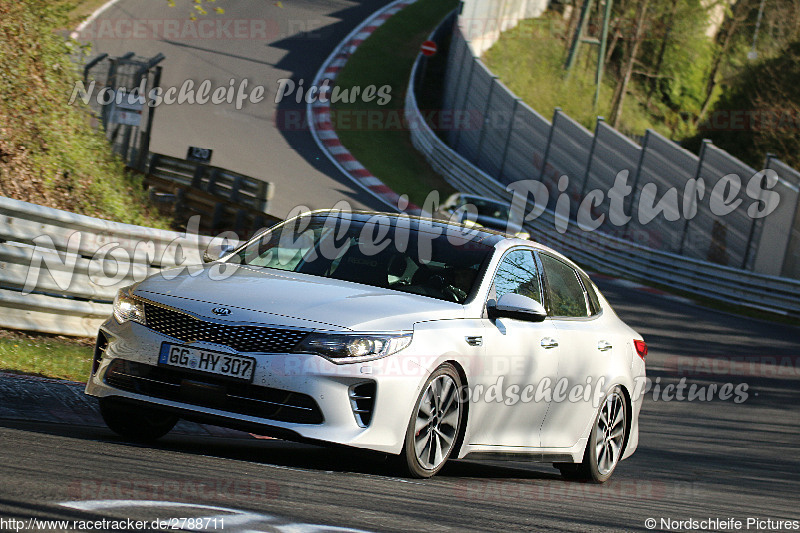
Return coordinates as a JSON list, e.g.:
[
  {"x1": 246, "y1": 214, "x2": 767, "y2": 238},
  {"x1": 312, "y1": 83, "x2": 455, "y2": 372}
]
[{"x1": 86, "y1": 210, "x2": 646, "y2": 481}]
